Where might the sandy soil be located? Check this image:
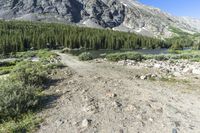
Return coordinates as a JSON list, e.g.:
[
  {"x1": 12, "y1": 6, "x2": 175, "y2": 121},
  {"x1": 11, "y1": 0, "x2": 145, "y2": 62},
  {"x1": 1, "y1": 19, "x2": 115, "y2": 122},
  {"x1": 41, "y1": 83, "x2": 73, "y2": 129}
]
[{"x1": 37, "y1": 53, "x2": 200, "y2": 133}]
